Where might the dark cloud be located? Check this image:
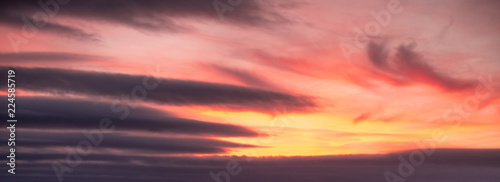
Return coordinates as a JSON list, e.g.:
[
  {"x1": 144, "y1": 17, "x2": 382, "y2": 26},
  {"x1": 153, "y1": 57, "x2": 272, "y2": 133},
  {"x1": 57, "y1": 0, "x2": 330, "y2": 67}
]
[
  {"x1": 2, "y1": 149, "x2": 499, "y2": 182},
  {"x1": 5, "y1": 96, "x2": 259, "y2": 137},
  {"x1": 0, "y1": 52, "x2": 105, "y2": 62},
  {"x1": 395, "y1": 43, "x2": 477, "y2": 90},
  {"x1": 366, "y1": 41, "x2": 477, "y2": 91},
  {"x1": 366, "y1": 41, "x2": 389, "y2": 69},
  {"x1": 0, "y1": 0, "x2": 291, "y2": 36},
  {"x1": 58, "y1": 0, "x2": 288, "y2": 28},
  {"x1": 14, "y1": 130, "x2": 257, "y2": 154},
  {"x1": 0, "y1": 67, "x2": 315, "y2": 113}
]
